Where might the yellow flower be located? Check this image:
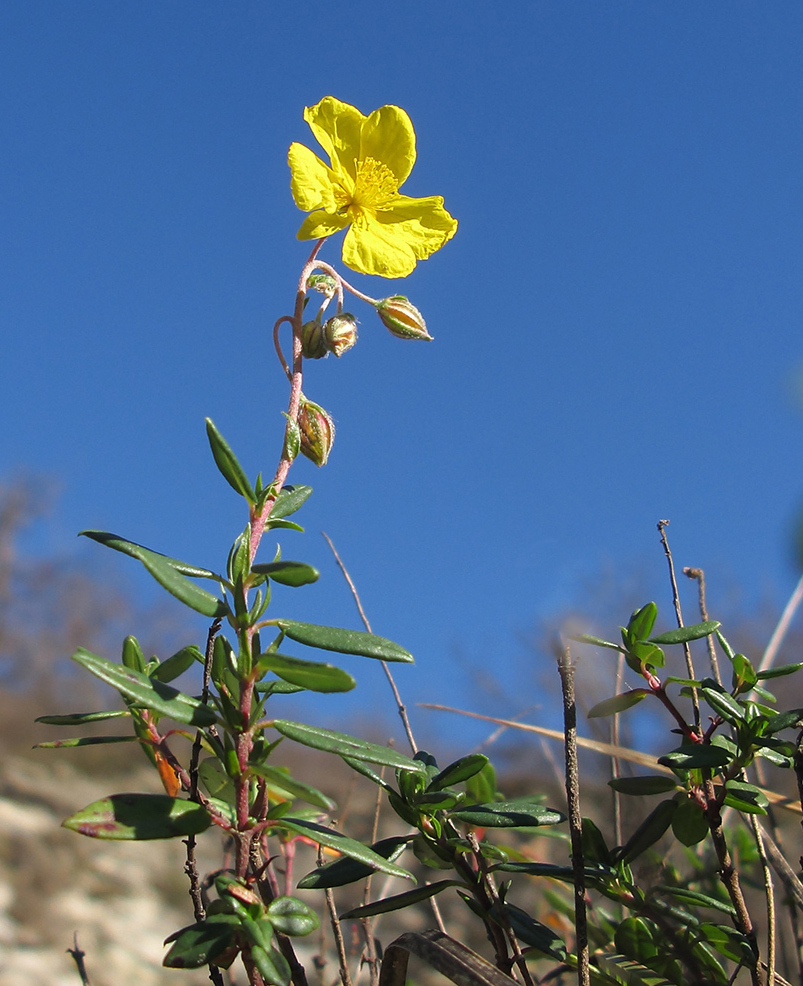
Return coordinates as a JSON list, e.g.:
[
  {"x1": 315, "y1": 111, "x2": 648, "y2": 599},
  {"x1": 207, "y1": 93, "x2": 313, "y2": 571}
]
[{"x1": 288, "y1": 96, "x2": 458, "y2": 278}]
